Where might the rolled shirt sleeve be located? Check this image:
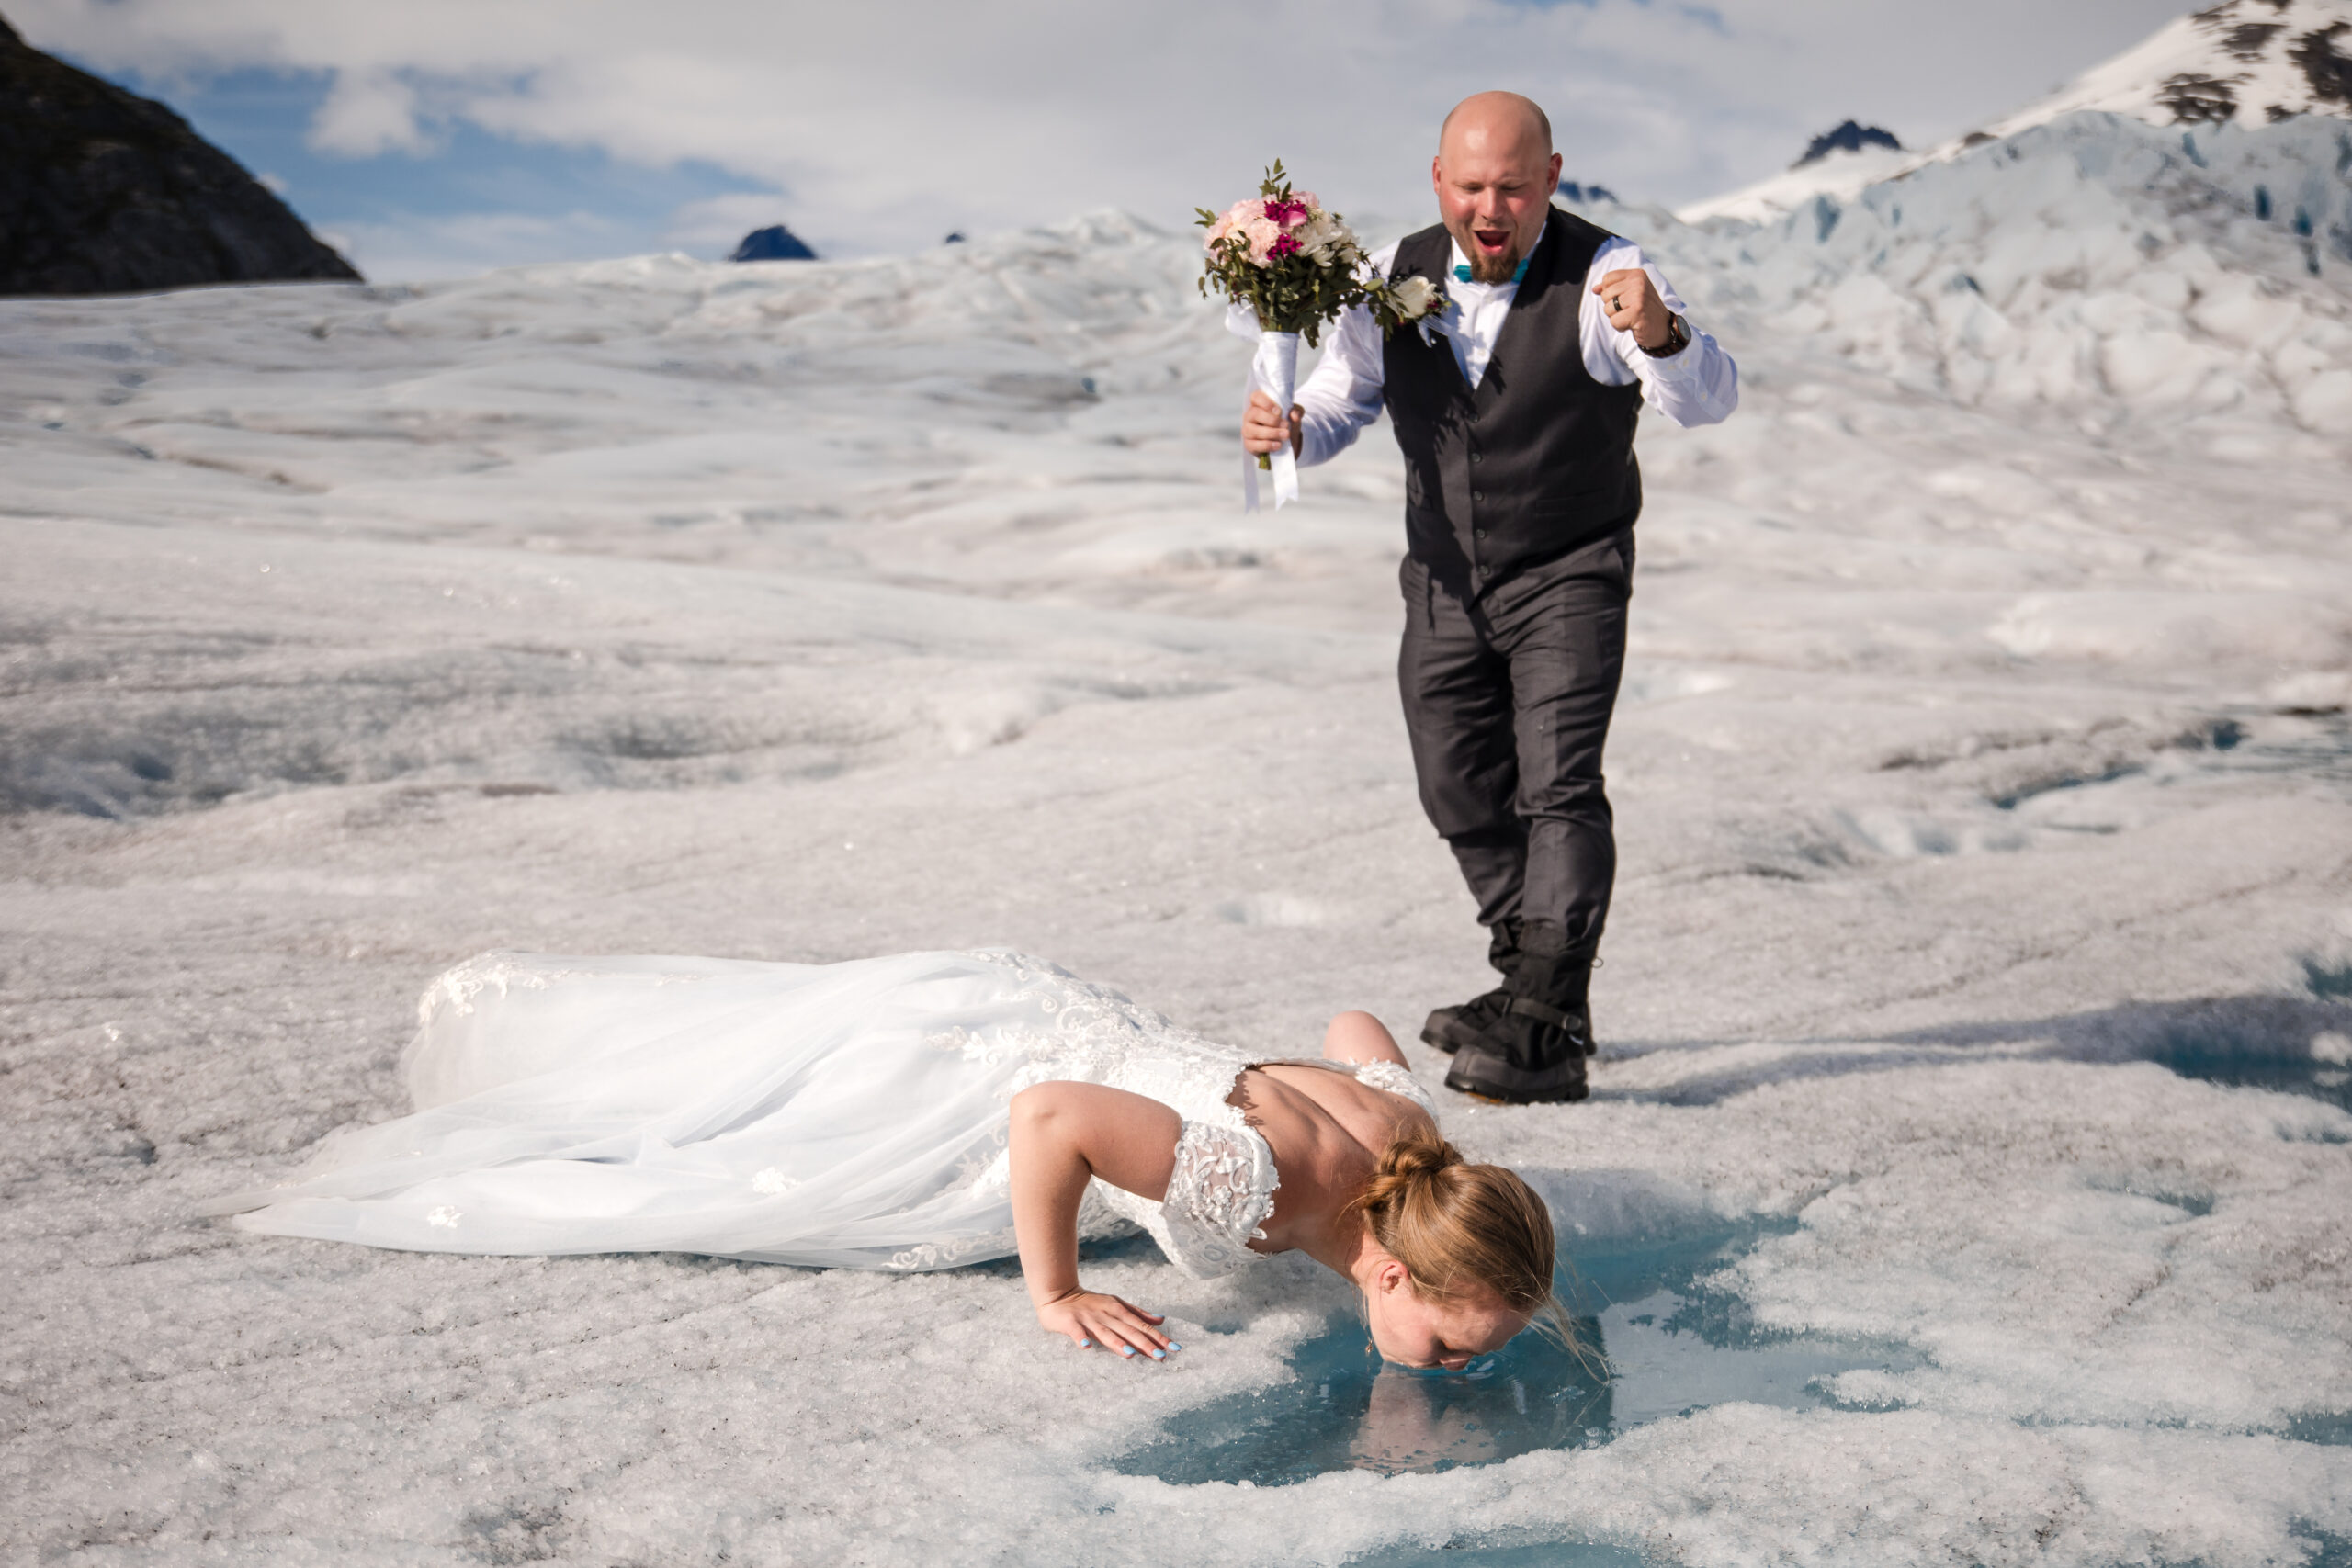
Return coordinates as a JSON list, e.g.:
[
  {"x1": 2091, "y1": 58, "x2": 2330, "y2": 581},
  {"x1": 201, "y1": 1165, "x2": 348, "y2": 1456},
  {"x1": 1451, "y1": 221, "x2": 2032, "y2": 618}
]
[
  {"x1": 1289, "y1": 239, "x2": 1400, "y2": 469},
  {"x1": 1584, "y1": 237, "x2": 1739, "y2": 428}
]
